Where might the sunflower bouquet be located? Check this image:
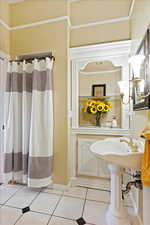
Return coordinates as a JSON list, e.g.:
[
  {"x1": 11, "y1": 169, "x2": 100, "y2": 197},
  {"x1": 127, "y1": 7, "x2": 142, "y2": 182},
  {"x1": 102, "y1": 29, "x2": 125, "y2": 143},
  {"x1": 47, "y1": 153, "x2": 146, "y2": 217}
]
[{"x1": 83, "y1": 100, "x2": 112, "y2": 126}]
